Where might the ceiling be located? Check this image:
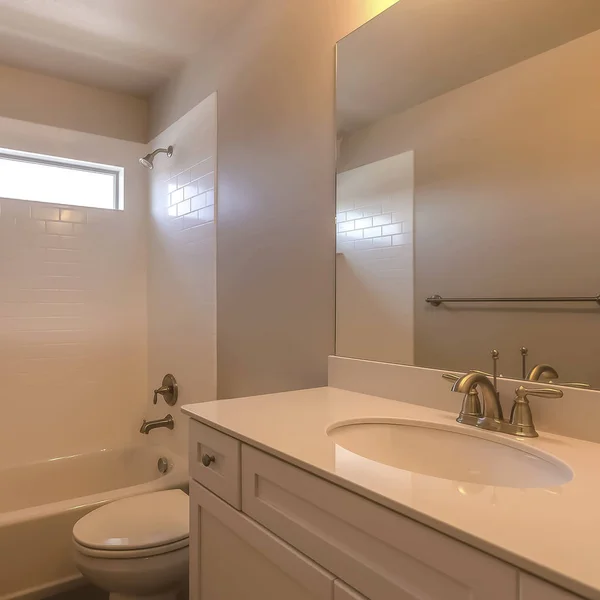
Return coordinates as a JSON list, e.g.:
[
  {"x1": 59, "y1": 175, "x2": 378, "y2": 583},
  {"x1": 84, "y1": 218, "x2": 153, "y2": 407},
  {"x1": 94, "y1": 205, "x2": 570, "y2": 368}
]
[
  {"x1": 337, "y1": 0, "x2": 600, "y2": 133},
  {"x1": 0, "y1": 0, "x2": 254, "y2": 97}
]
